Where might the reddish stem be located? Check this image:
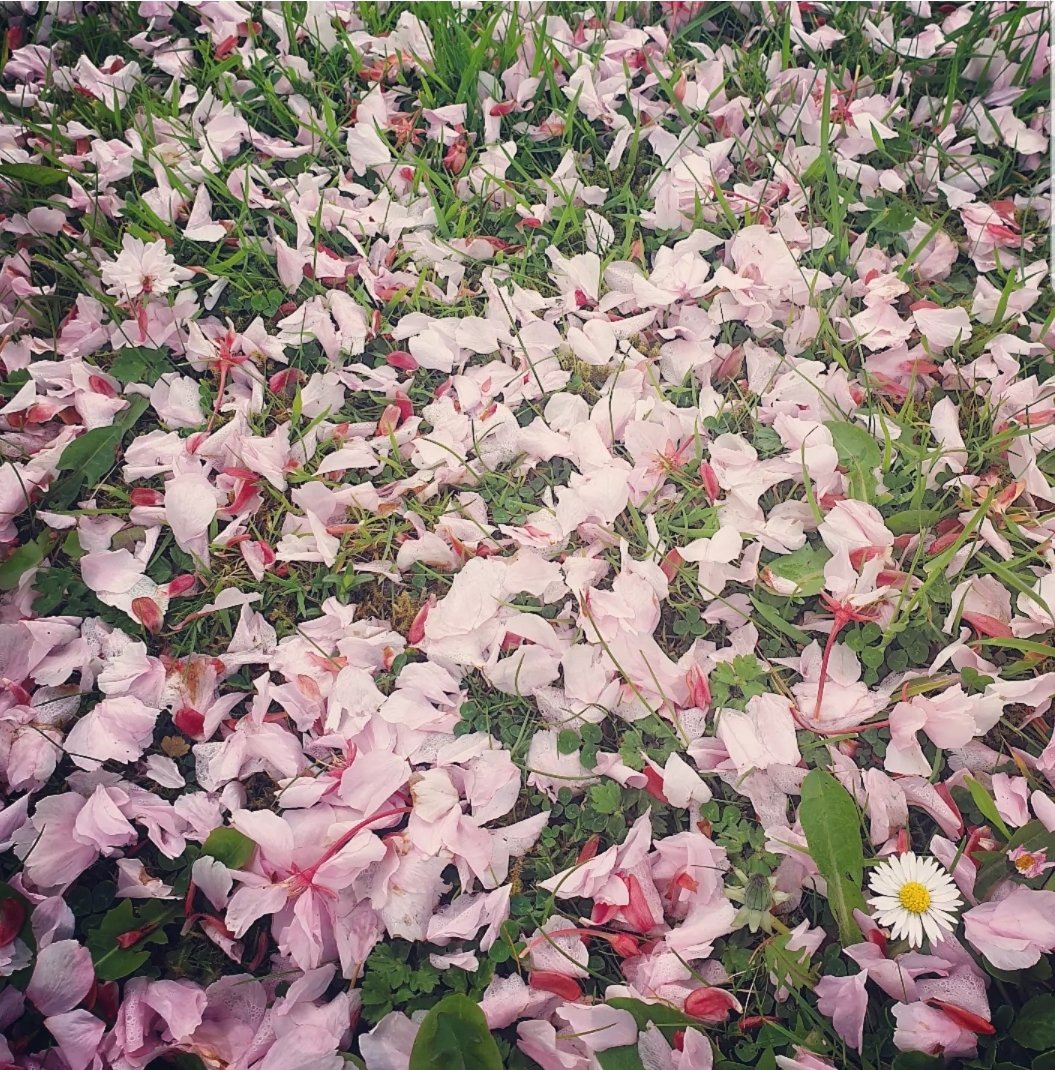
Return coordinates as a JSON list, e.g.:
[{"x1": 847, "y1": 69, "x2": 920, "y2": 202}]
[
  {"x1": 811, "y1": 609, "x2": 851, "y2": 723},
  {"x1": 293, "y1": 806, "x2": 411, "y2": 888}
]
